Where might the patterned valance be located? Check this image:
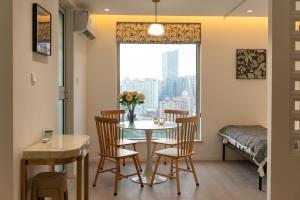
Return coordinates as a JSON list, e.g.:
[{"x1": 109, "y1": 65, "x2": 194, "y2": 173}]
[{"x1": 116, "y1": 22, "x2": 201, "y2": 44}]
